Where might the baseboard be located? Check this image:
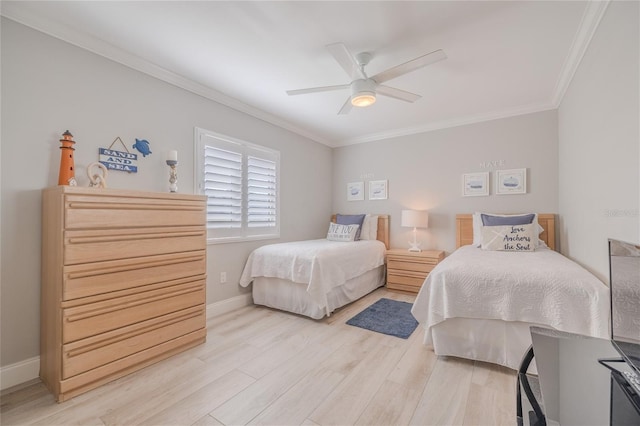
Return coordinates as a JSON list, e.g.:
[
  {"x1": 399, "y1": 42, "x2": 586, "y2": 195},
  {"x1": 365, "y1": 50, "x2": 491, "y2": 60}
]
[
  {"x1": 1, "y1": 296, "x2": 253, "y2": 391},
  {"x1": 206, "y1": 293, "x2": 253, "y2": 319},
  {"x1": 0, "y1": 356, "x2": 40, "y2": 391}
]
